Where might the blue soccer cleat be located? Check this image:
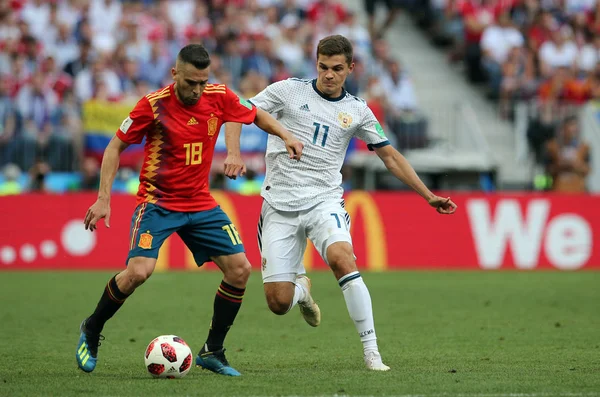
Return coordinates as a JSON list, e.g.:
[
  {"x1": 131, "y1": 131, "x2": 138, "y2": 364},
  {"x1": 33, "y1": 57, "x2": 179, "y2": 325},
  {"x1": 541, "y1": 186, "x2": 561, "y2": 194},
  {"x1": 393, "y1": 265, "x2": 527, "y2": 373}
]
[
  {"x1": 76, "y1": 320, "x2": 104, "y2": 373},
  {"x1": 195, "y1": 345, "x2": 241, "y2": 376}
]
